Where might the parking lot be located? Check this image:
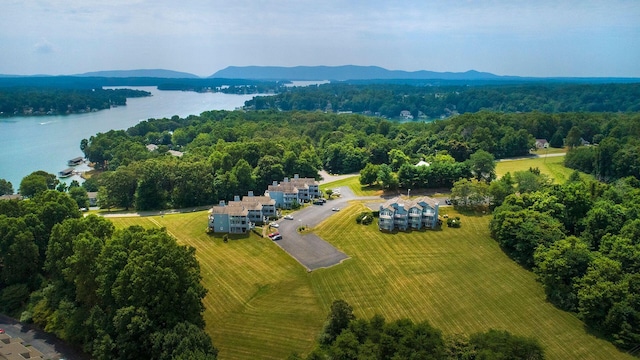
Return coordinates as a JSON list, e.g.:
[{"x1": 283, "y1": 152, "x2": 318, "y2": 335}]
[{"x1": 268, "y1": 187, "x2": 357, "y2": 270}]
